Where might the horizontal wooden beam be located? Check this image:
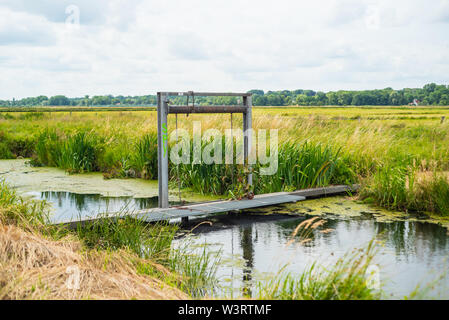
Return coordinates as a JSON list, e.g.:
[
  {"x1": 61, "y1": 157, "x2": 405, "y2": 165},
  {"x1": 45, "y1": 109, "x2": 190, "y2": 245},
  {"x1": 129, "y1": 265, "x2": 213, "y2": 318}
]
[
  {"x1": 158, "y1": 92, "x2": 252, "y2": 97},
  {"x1": 51, "y1": 185, "x2": 360, "y2": 227},
  {"x1": 168, "y1": 105, "x2": 248, "y2": 114},
  {"x1": 289, "y1": 184, "x2": 360, "y2": 198}
]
